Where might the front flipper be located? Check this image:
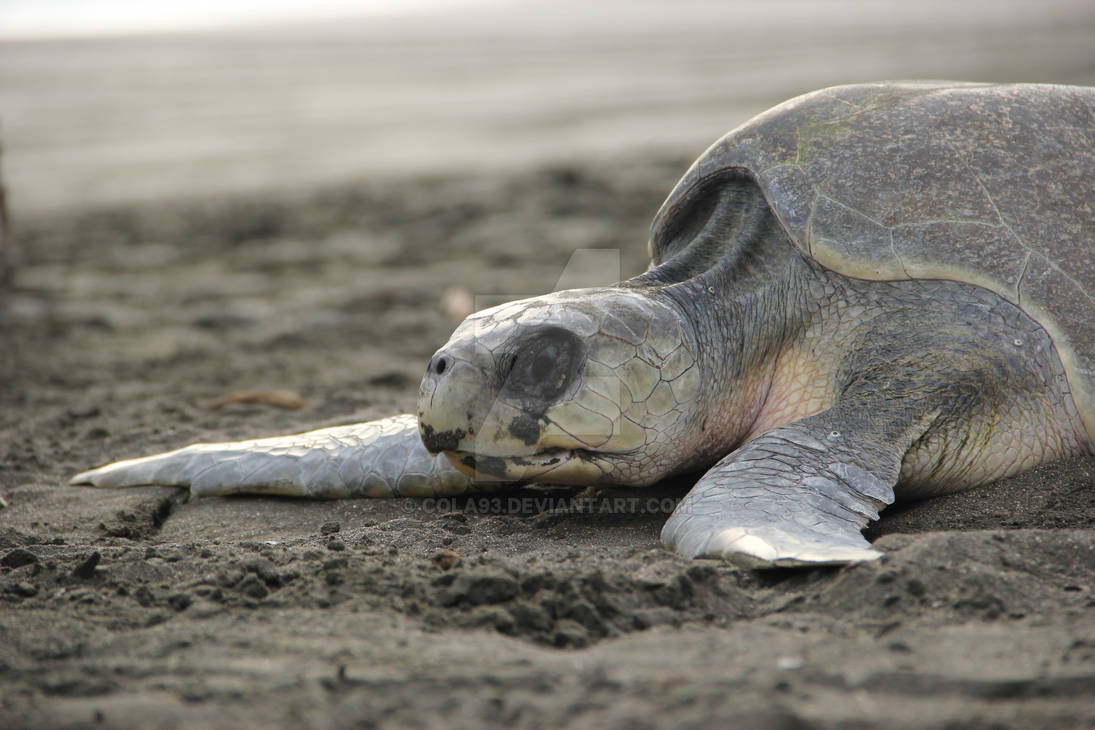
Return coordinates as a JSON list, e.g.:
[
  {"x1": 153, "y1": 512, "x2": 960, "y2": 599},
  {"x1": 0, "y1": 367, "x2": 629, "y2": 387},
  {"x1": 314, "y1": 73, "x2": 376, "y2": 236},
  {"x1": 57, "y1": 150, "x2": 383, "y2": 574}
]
[
  {"x1": 662, "y1": 408, "x2": 923, "y2": 567},
  {"x1": 70, "y1": 414, "x2": 474, "y2": 498}
]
